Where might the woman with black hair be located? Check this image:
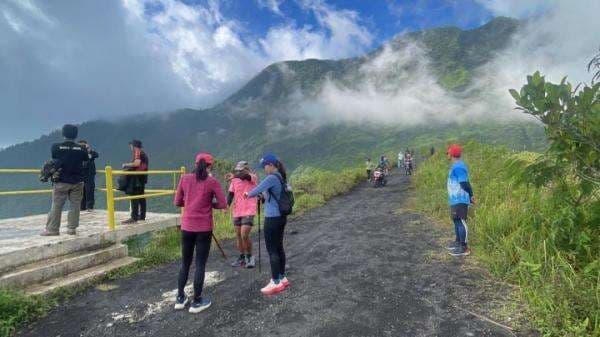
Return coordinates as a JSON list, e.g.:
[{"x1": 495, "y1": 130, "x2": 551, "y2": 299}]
[
  {"x1": 173, "y1": 152, "x2": 227, "y2": 313},
  {"x1": 245, "y1": 153, "x2": 290, "y2": 295}
]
